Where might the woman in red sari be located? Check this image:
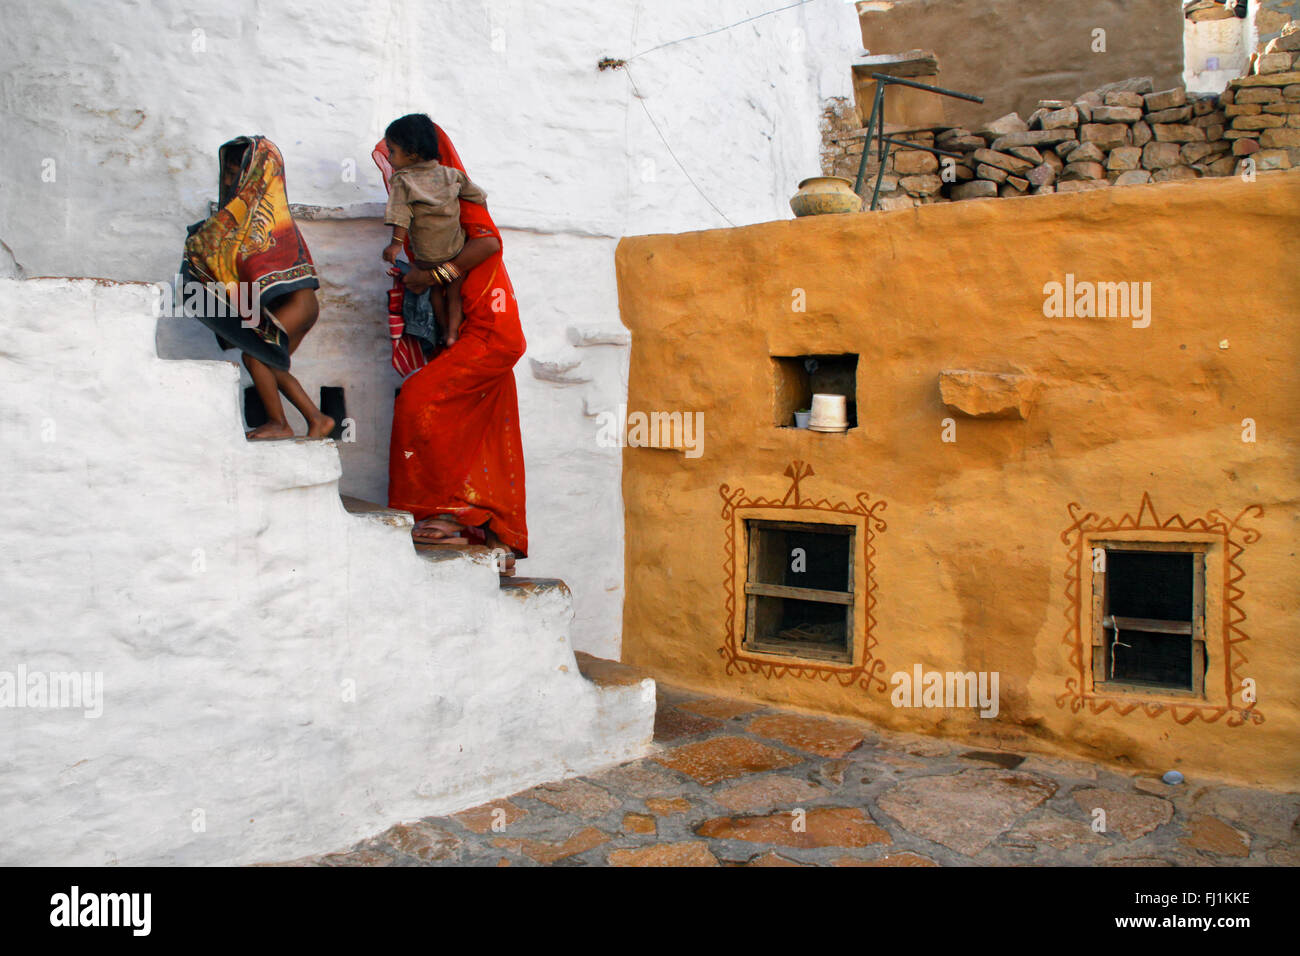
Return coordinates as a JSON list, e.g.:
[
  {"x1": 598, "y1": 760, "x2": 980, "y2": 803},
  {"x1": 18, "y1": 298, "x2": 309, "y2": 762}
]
[{"x1": 373, "y1": 119, "x2": 528, "y2": 564}]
